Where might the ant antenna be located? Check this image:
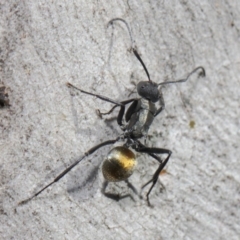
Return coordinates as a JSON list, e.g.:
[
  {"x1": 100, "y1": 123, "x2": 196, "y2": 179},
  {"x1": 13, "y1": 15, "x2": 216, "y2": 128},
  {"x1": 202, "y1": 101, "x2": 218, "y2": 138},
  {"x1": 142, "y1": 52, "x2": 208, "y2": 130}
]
[
  {"x1": 108, "y1": 18, "x2": 152, "y2": 82},
  {"x1": 132, "y1": 48, "x2": 151, "y2": 82},
  {"x1": 108, "y1": 18, "x2": 134, "y2": 48},
  {"x1": 158, "y1": 66, "x2": 205, "y2": 86}
]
